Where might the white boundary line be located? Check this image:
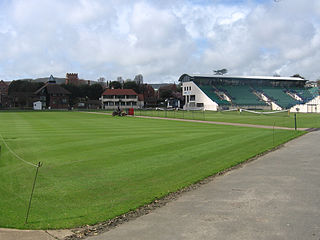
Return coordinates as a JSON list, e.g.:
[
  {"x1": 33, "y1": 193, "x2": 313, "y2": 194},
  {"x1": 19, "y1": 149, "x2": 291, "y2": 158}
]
[{"x1": 0, "y1": 134, "x2": 37, "y2": 168}]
